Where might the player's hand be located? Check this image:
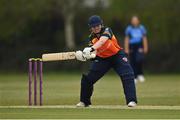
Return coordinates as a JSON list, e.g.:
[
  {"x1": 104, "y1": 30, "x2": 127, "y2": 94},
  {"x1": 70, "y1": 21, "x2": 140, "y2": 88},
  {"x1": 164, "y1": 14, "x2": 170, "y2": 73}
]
[
  {"x1": 75, "y1": 51, "x2": 86, "y2": 61},
  {"x1": 143, "y1": 48, "x2": 148, "y2": 54},
  {"x1": 124, "y1": 49, "x2": 129, "y2": 55},
  {"x1": 83, "y1": 47, "x2": 96, "y2": 59}
]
